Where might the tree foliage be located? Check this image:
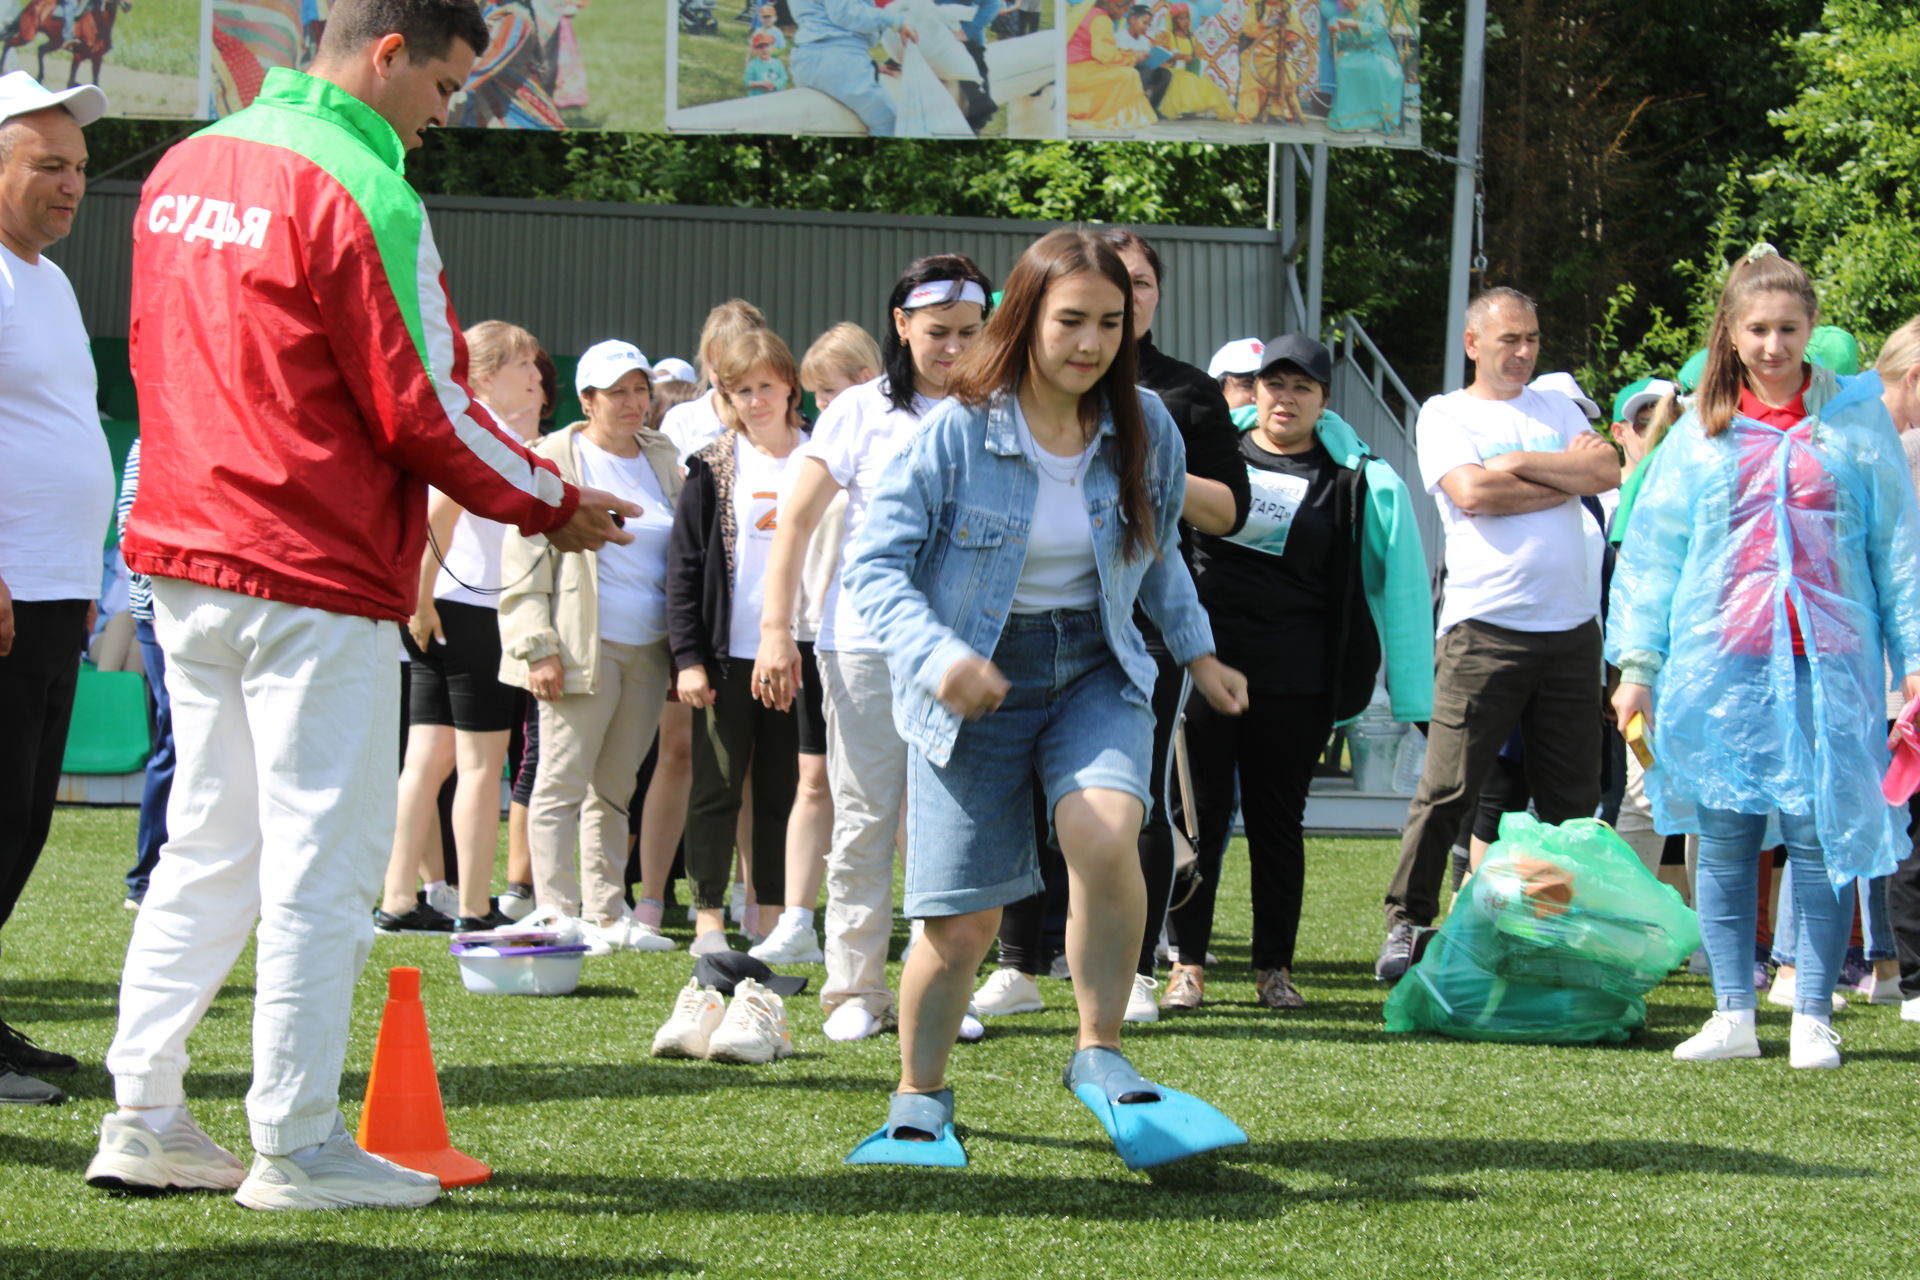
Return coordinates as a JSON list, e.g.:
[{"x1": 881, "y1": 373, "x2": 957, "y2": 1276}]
[{"x1": 1756, "y1": 0, "x2": 1920, "y2": 352}]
